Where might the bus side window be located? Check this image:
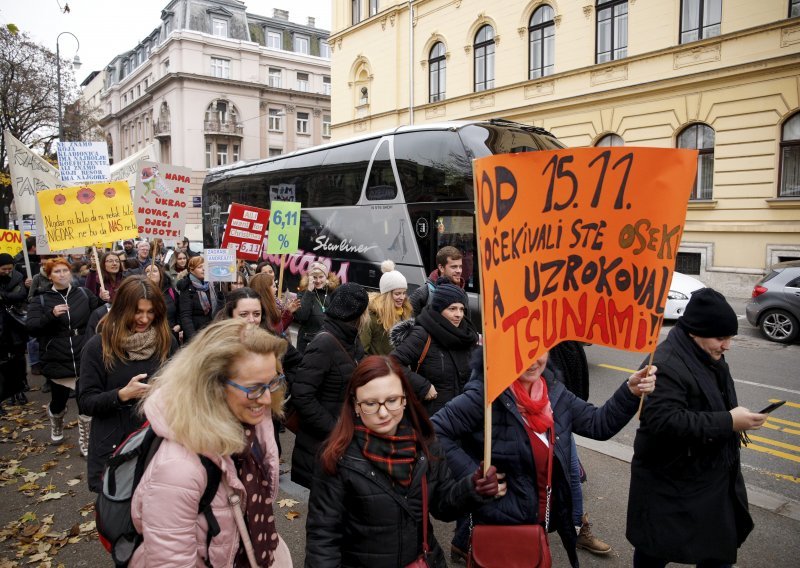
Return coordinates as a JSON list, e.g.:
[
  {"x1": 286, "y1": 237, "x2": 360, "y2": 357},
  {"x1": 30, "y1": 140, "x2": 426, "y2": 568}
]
[
  {"x1": 365, "y1": 140, "x2": 398, "y2": 201},
  {"x1": 319, "y1": 139, "x2": 377, "y2": 206},
  {"x1": 393, "y1": 131, "x2": 473, "y2": 202}
]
